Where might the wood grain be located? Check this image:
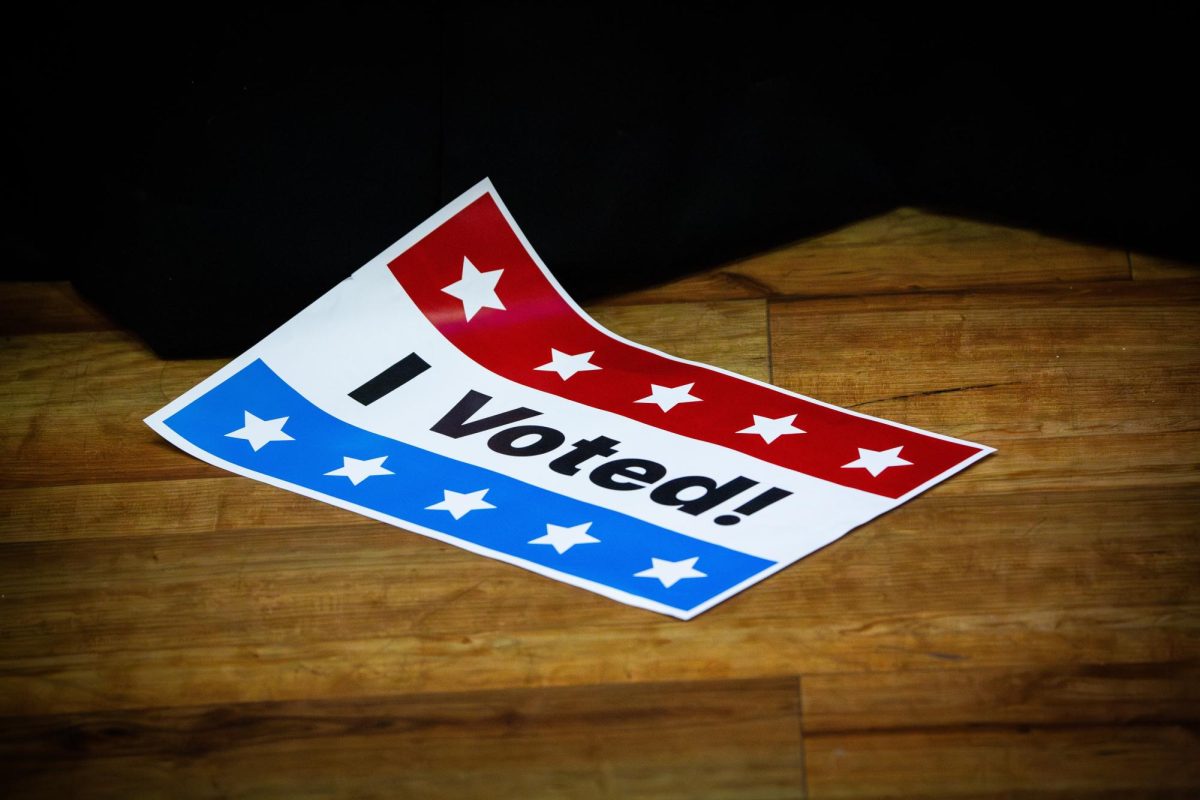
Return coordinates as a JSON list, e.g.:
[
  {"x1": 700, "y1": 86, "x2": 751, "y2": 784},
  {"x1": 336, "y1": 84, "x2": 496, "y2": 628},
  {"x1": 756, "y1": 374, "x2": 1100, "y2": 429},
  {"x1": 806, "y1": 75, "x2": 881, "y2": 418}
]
[
  {"x1": 0, "y1": 678, "x2": 805, "y2": 800},
  {"x1": 0, "y1": 282, "x2": 115, "y2": 335},
  {"x1": 3, "y1": 486, "x2": 1195, "y2": 717},
  {"x1": 769, "y1": 281, "x2": 1200, "y2": 494},
  {"x1": 2, "y1": 208, "x2": 1198, "y2": 796},
  {"x1": 802, "y1": 662, "x2": 1200, "y2": 733},
  {"x1": 0, "y1": 300, "x2": 767, "y2": 488},
  {"x1": 608, "y1": 208, "x2": 1130, "y2": 304},
  {"x1": 805, "y1": 725, "x2": 1200, "y2": 799},
  {"x1": 0, "y1": 478, "x2": 361, "y2": 544}
]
